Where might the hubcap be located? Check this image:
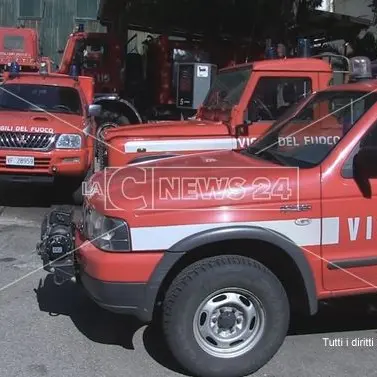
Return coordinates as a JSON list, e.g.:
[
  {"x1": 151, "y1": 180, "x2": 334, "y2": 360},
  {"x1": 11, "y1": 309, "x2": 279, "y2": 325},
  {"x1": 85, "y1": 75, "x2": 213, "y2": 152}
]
[{"x1": 193, "y1": 288, "x2": 266, "y2": 358}]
